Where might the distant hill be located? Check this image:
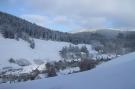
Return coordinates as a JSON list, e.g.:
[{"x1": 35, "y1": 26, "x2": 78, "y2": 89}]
[
  {"x1": 71, "y1": 28, "x2": 128, "y2": 38},
  {"x1": 0, "y1": 11, "x2": 135, "y2": 52},
  {"x1": 0, "y1": 11, "x2": 108, "y2": 45},
  {"x1": 0, "y1": 11, "x2": 70, "y2": 42}
]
